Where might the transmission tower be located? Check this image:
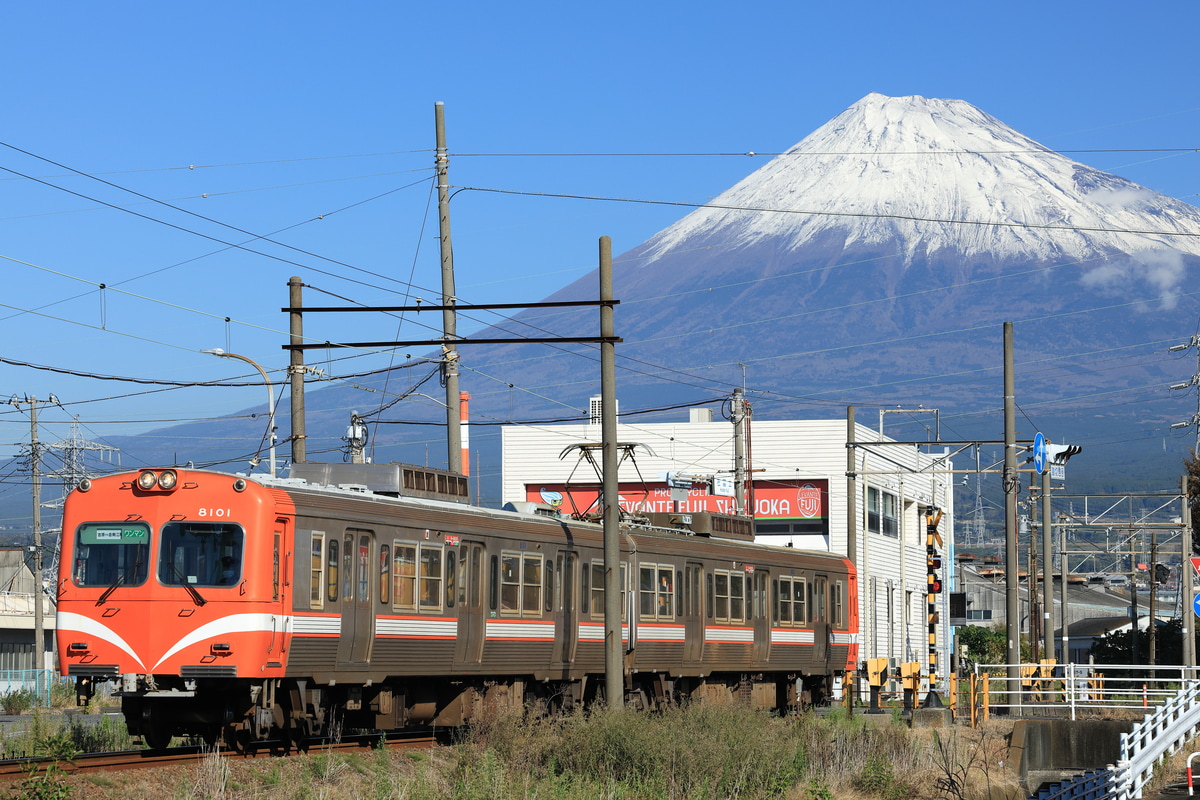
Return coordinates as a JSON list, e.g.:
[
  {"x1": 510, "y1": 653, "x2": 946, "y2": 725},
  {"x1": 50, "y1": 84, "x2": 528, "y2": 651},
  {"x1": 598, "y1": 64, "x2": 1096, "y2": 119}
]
[{"x1": 41, "y1": 416, "x2": 121, "y2": 573}]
